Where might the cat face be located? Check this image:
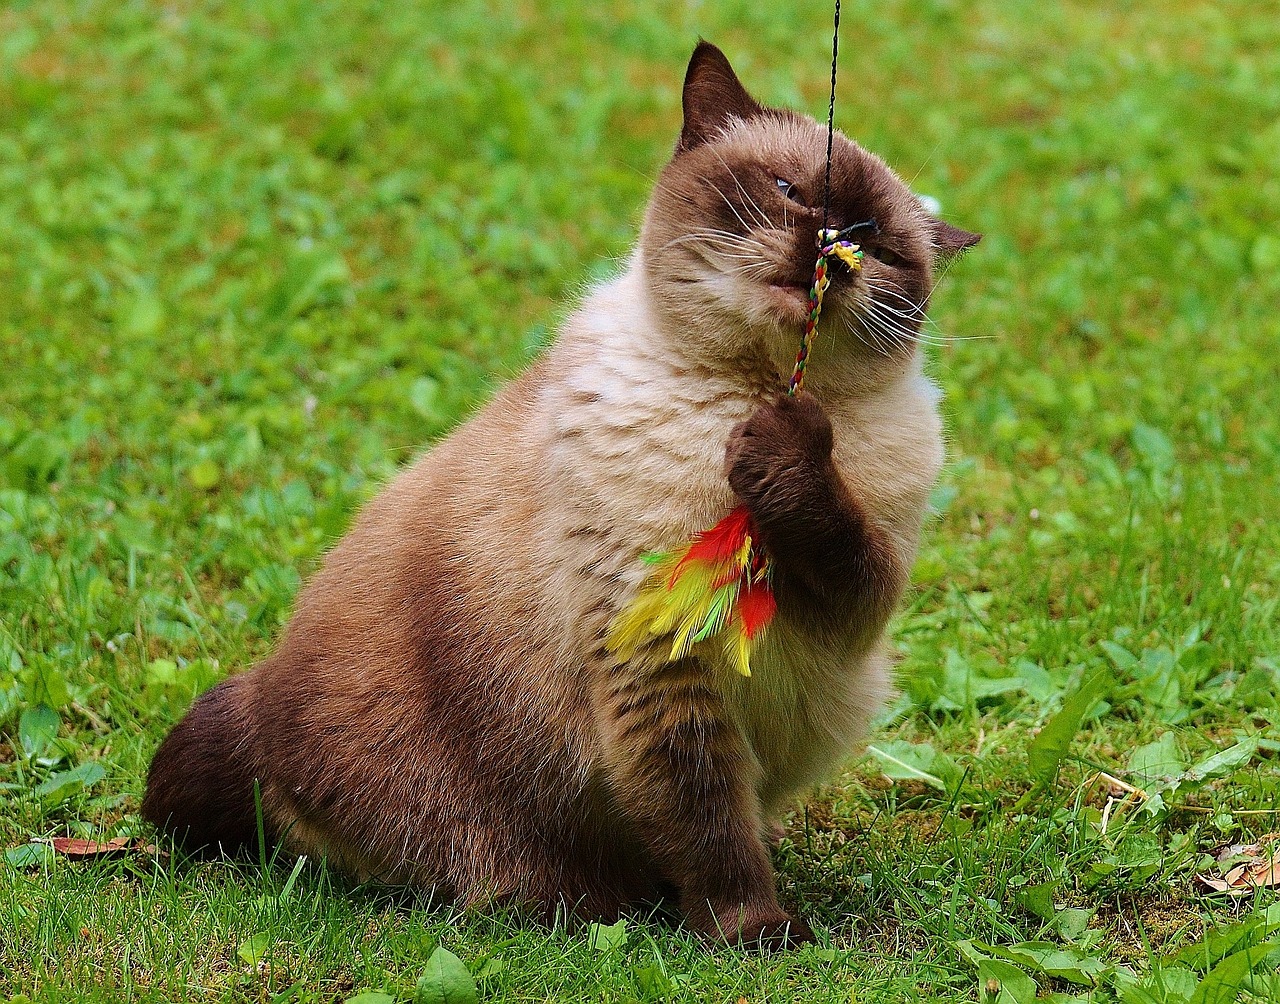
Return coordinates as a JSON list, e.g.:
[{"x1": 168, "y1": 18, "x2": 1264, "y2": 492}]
[{"x1": 641, "y1": 43, "x2": 979, "y2": 367}]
